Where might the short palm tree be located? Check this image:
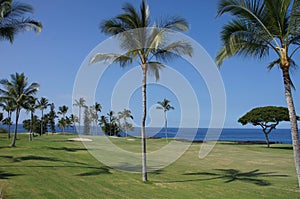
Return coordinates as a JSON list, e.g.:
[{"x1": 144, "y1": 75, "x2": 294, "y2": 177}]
[
  {"x1": 118, "y1": 109, "x2": 134, "y2": 137},
  {"x1": 216, "y1": 0, "x2": 300, "y2": 187},
  {"x1": 69, "y1": 114, "x2": 79, "y2": 133},
  {"x1": 0, "y1": 73, "x2": 39, "y2": 147},
  {"x1": 90, "y1": 0, "x2": 193, "y2": 182},
  {"x1": 94, "y1": 102, "x2": 102, "y2": 134},
  {"x1": 58, "y1": 105, "x2": 69, "y2": 133},
  {"x1": 0, "y1": 97, "x2": 15, "y2": 139},
  {"x1": 0, "y1": 0, "x2": 42, "y2": 43},
  {"x1": 73, "y1": 97, "x2": 86, "y2": 134},
  {"x1": 37, "y1": 97, "x2": 50, "y2": 135},
  {"x1": 157, "y1": 98, "x2": 174, "y2": 142}
]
